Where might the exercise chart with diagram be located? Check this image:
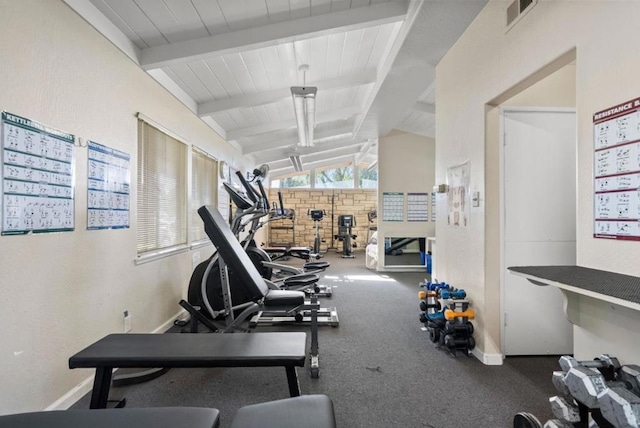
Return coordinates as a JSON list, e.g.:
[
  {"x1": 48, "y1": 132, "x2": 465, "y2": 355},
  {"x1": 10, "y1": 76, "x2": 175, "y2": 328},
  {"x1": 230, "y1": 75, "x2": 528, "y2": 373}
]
[
  {"x1": 593, "y1": 96, "x2": 640, "y2": 240},
  {"x1": 1, "y1": 112, "x2": 75, "y2": 235},
  {"x1": 87, "y1": 141, "x2": 130, "y2": 230}
]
